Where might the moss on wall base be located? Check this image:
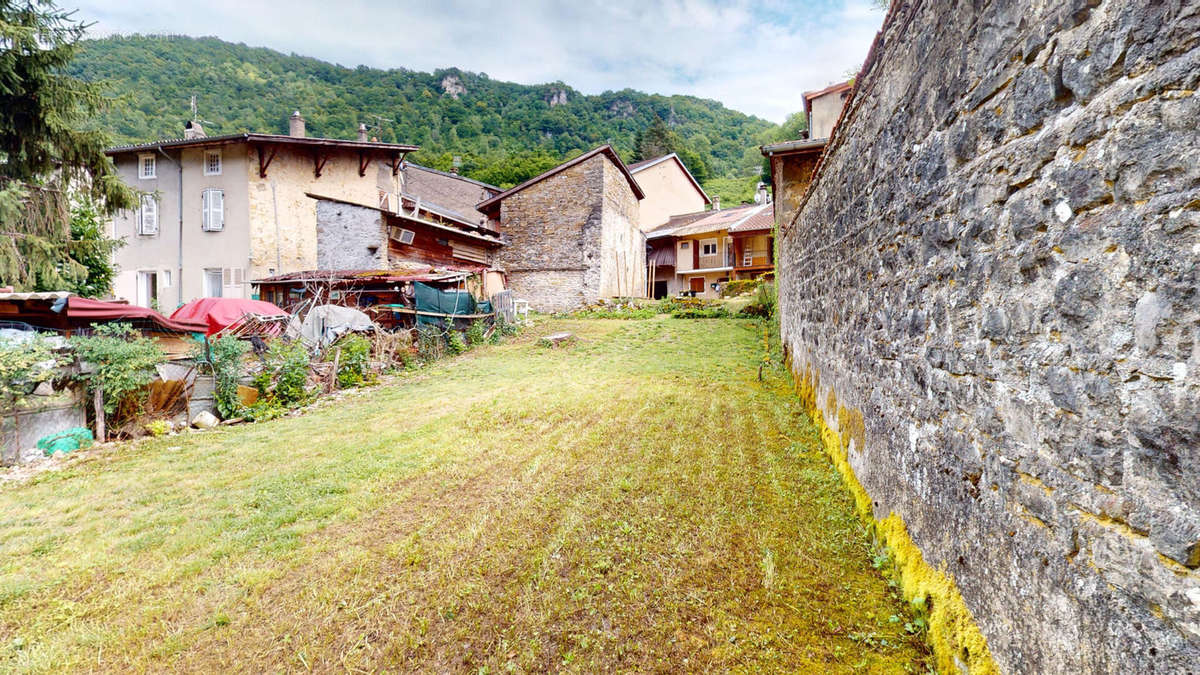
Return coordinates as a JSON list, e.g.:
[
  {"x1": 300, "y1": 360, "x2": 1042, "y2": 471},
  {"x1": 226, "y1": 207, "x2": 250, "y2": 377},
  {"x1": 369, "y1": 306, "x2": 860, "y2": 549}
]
[{"x1": 790, "y1": 357, "x2": 999, "y2": 675}]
